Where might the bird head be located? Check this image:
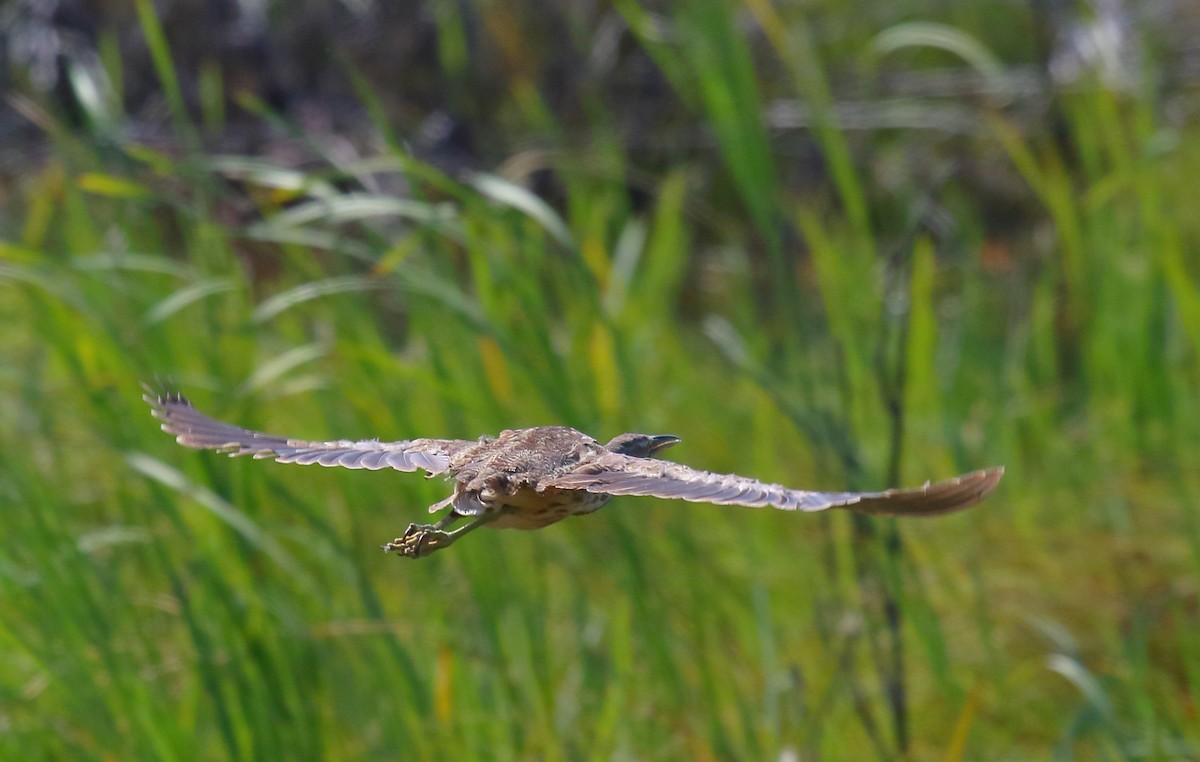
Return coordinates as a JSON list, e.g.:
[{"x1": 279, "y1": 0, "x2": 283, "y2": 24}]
[{"x1": 604, "y1": 433, "x2": 681, "y2": 458}]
